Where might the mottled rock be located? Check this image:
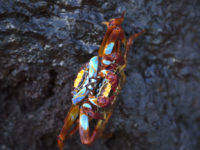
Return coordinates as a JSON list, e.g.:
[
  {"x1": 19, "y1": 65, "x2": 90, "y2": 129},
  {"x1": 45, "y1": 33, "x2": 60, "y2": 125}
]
[{"x1": 0, "y1": 0, "x2": 200, "y2": 150}]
